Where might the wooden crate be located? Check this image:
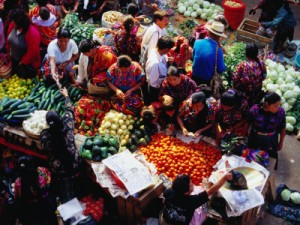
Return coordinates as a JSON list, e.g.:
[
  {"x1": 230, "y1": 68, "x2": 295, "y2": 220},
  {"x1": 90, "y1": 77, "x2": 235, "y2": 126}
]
[
  {"x1": 117, "y1": 181, "x2": 163, "y2": 225},
  {"x1": 237, "y1": 18, "x2": 272, "y2": 47}
]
